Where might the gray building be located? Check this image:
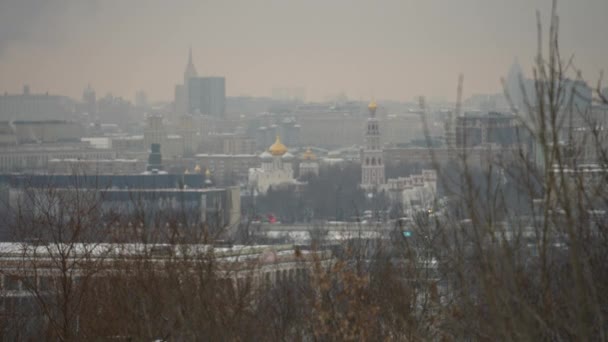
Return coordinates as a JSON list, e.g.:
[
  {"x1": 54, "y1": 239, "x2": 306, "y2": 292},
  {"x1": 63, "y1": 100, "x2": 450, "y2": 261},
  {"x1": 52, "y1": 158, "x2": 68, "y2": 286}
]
[
  {"x1": 0, "y1": 173, "x2": 241, "y2": 239},
  {"x1": 189, "y1": 77, "x2": 226, "y2": 117},
  {"x1": 455, "y1": 112, "x2": 523, "y2": 149},
  {"x1": 0, "y1": 86, "x2": 74, "y2": 121}
]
